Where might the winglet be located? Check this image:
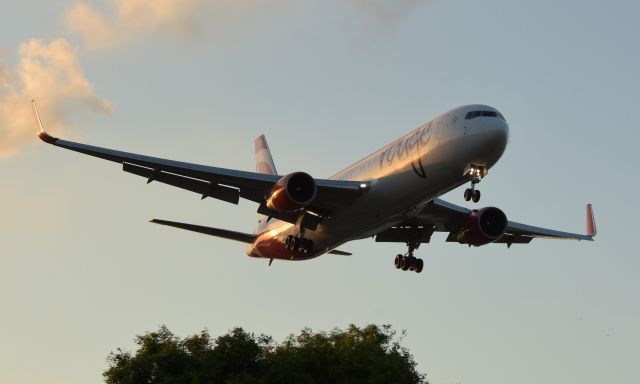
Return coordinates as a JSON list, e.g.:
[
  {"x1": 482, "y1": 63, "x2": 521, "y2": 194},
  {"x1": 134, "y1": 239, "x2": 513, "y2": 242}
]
[
  {"x1": 32, "y1": 100, "x2": 58, "y2": 144},
  {"x1": 586, "y1": 203, "x2": 597, "y2": 238}
]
